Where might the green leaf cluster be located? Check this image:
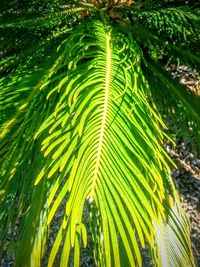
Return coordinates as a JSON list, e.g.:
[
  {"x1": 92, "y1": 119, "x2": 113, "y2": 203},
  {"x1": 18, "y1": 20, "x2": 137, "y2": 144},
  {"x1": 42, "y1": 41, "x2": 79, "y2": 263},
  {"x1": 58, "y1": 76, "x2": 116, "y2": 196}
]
[{"x1": 0, "y1": 0, "x2": 199, "y2": 266}]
